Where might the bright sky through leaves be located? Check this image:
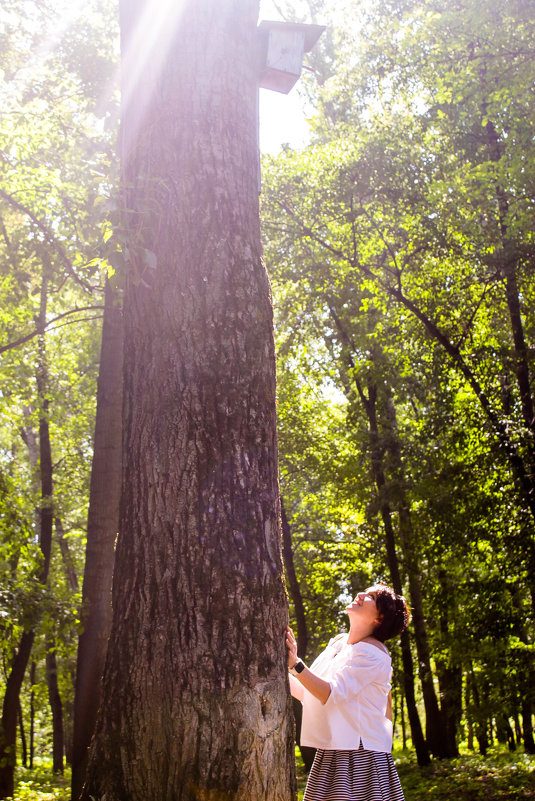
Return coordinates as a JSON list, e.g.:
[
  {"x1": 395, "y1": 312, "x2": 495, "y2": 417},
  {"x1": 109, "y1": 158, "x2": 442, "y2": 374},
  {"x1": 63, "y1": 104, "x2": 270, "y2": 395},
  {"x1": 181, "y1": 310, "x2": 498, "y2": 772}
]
[{"x1": 258, "y1": 0, "x2": 315, "y2": 152}]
